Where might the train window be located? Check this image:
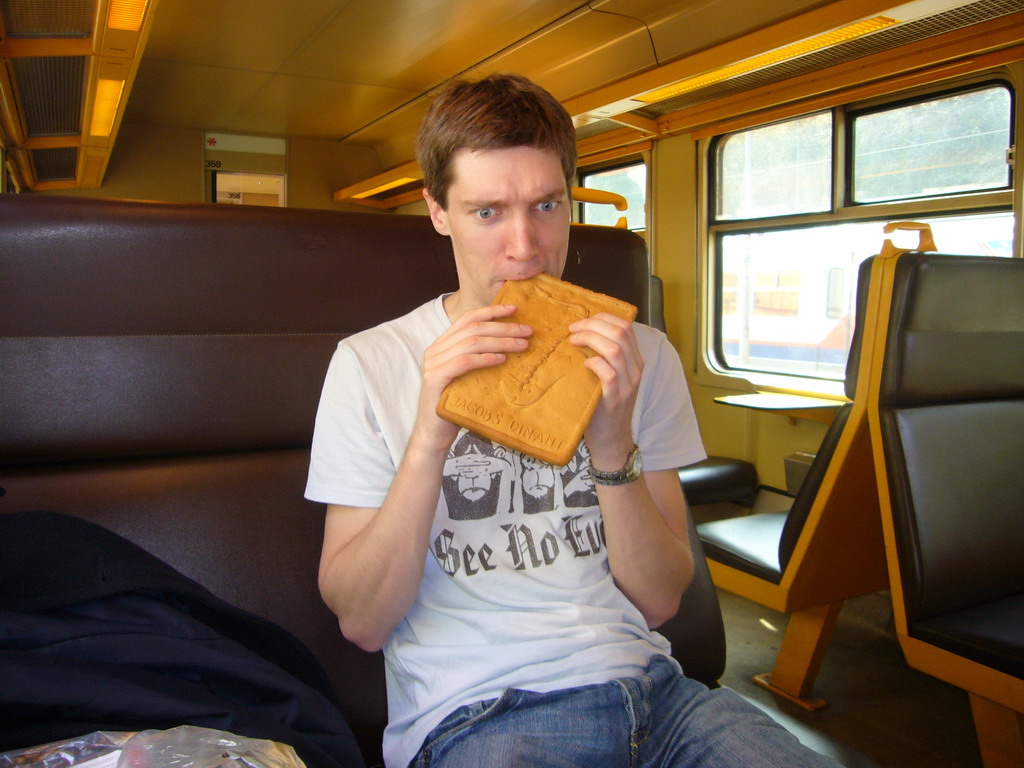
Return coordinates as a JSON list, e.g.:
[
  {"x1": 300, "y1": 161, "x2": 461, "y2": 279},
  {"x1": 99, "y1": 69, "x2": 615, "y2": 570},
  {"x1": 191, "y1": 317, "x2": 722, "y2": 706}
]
[
  {"x1": 708, "y1": 80, "x2": 1015, "y2": 383},
  {"x1": 715, "y1": 212, "x2": 1014, "y2": 379},
  {"x1": 851, "y1": 84, "x2": 1012, "y2": 204},
  {"x1": 579, "y1": 162, "x2": 646, "y2": 231}
]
